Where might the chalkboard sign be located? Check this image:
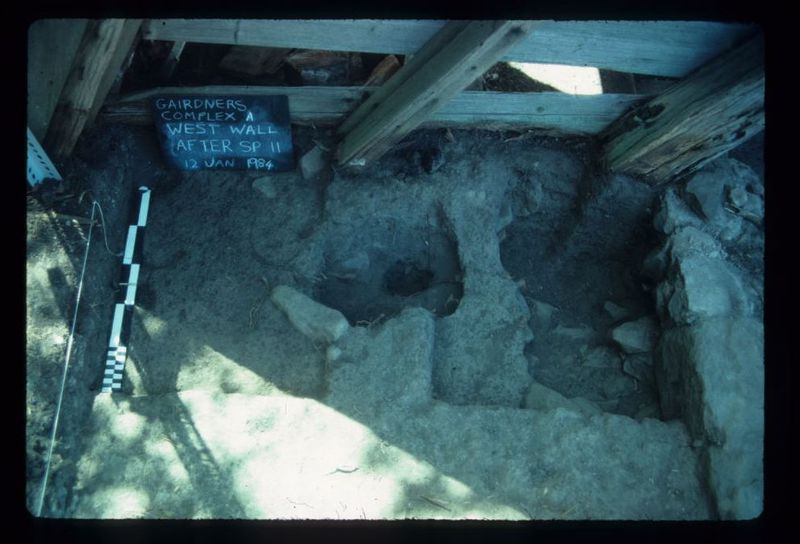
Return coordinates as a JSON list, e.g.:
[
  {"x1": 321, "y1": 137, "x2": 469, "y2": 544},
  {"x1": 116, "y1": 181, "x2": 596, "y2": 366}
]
[{"x1": 150, "y1": 95, "x2": 294, "y2": 172}]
